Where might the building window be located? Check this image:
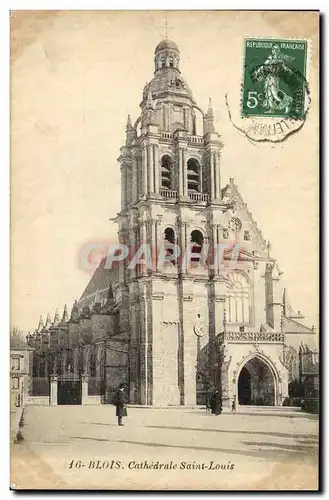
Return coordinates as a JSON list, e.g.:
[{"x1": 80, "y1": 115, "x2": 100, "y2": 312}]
[
  {"x1": 190, "y1": 230, "x2": 204, "y2": 263},
  {"x1": 227, "y1": 271, "x2": 251, "y2": 324},
  {"x1": 244, "y1": 230, "x2": 250, "y2": 241},
  {"x1": 164, "y1": 227, "x2": 176, "y2": 263},
  {"x1": 11, "y1": 357, "x2": 20, "y2": 371},
  {"x1": 89, "y1": 352, "x2": 97, "y2": 377},
  {"x1": 161, "y1": 155, "x2": 173, "y2": 190},
  {"x1": 137, "y1": 160, "x2": 142, "y2": 199},
  {"x1": 11, "y1": 377, "x2": 19, "y2": 389},
  {"x1": 39, "y1": 358, "x2": 46, "y2": 377},
  {"x1": 187, "y1": 158, "x2": 201, "y2": 192},
  {"x1": 169, "y1": 56, "x2": 174, "y2": 68},
  {"x1": 99, "y1": 349, "x2": 105, "y2": 379},
  {"x1": 164, "y1": 227, "x2": 175, "y2": 244}
]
